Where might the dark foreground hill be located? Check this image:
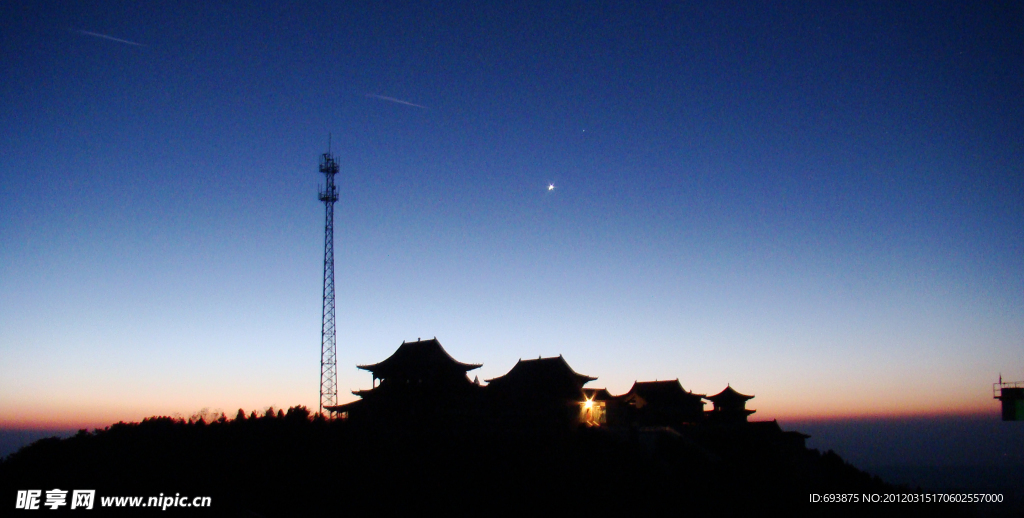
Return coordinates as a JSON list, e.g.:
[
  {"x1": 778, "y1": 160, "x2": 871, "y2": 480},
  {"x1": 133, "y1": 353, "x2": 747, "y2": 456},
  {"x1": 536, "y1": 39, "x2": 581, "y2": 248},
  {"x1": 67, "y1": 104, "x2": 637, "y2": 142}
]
[{"x1": 1, "y1": 407, "x2": 972, "y2": 517}]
